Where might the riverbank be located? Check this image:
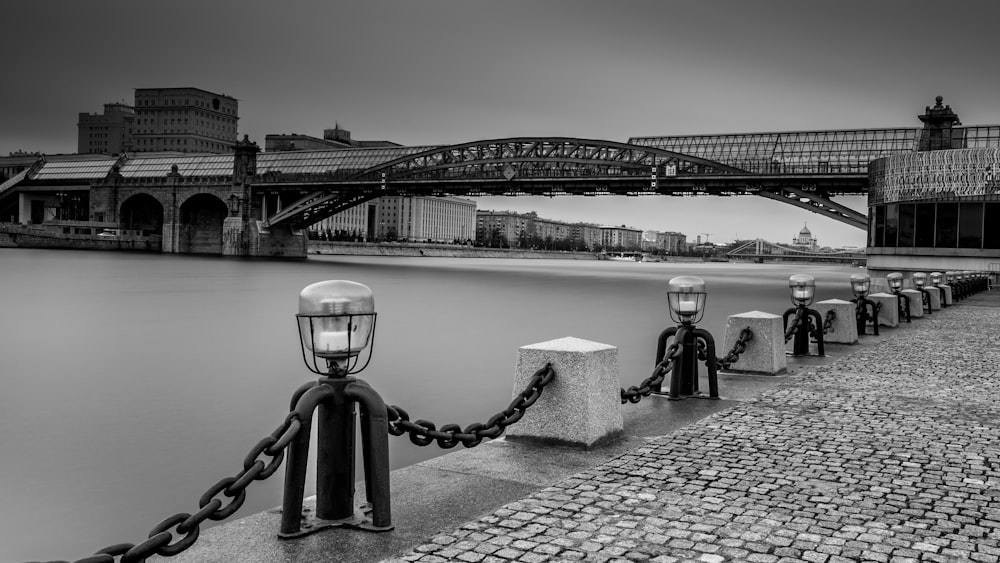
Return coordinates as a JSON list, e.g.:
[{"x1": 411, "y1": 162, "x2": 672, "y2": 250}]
[
  {"x1": 159, "y1": 288, "x2": 1000, "y2": 563},
  {"x1": 308, "y1": 241, "x2": 710, "y2": 262}
]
